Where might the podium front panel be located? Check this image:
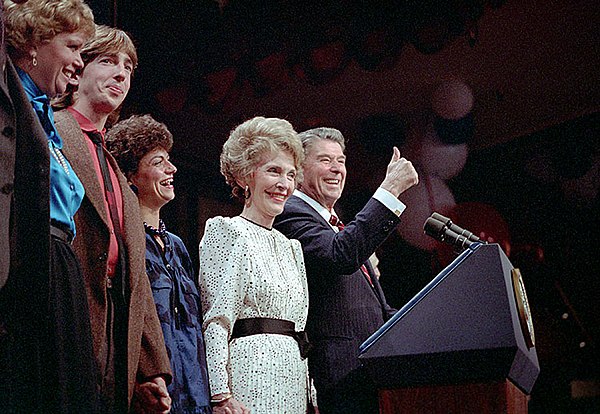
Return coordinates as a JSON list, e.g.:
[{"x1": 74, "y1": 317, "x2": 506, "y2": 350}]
[{"x1": 359, "y1": 244, "x2": 539, "y2": 393}]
